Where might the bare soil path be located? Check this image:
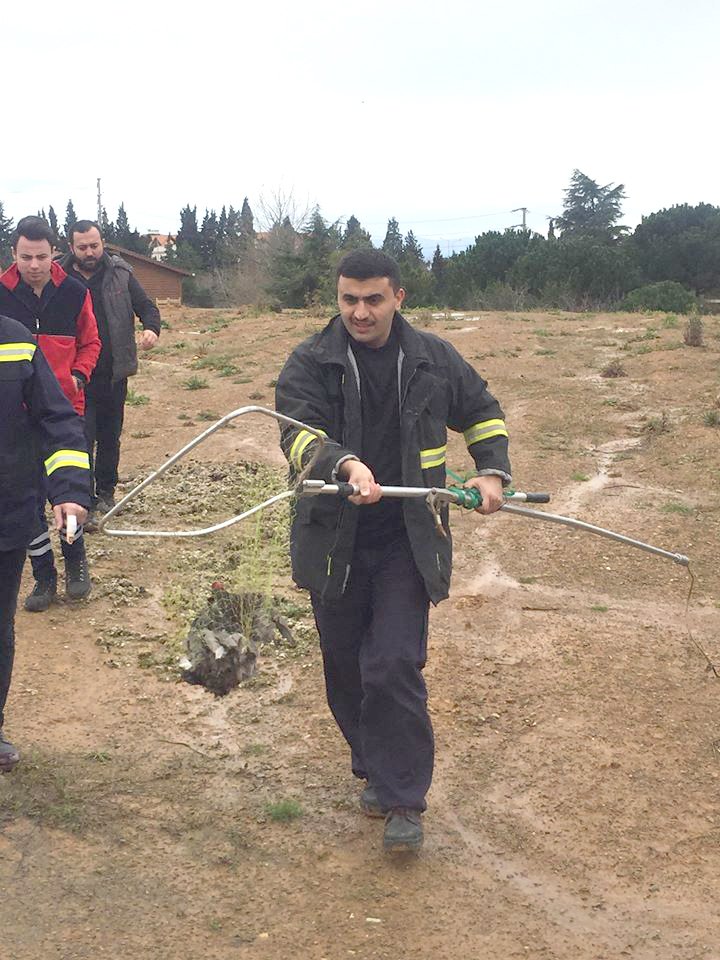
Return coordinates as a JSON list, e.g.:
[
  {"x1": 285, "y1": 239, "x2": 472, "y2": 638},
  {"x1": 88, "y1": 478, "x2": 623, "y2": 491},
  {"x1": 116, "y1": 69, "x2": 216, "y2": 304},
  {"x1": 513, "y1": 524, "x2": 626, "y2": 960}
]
[{"x1": 2, "y1": 306, "x2": 719, "y2": 959}]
